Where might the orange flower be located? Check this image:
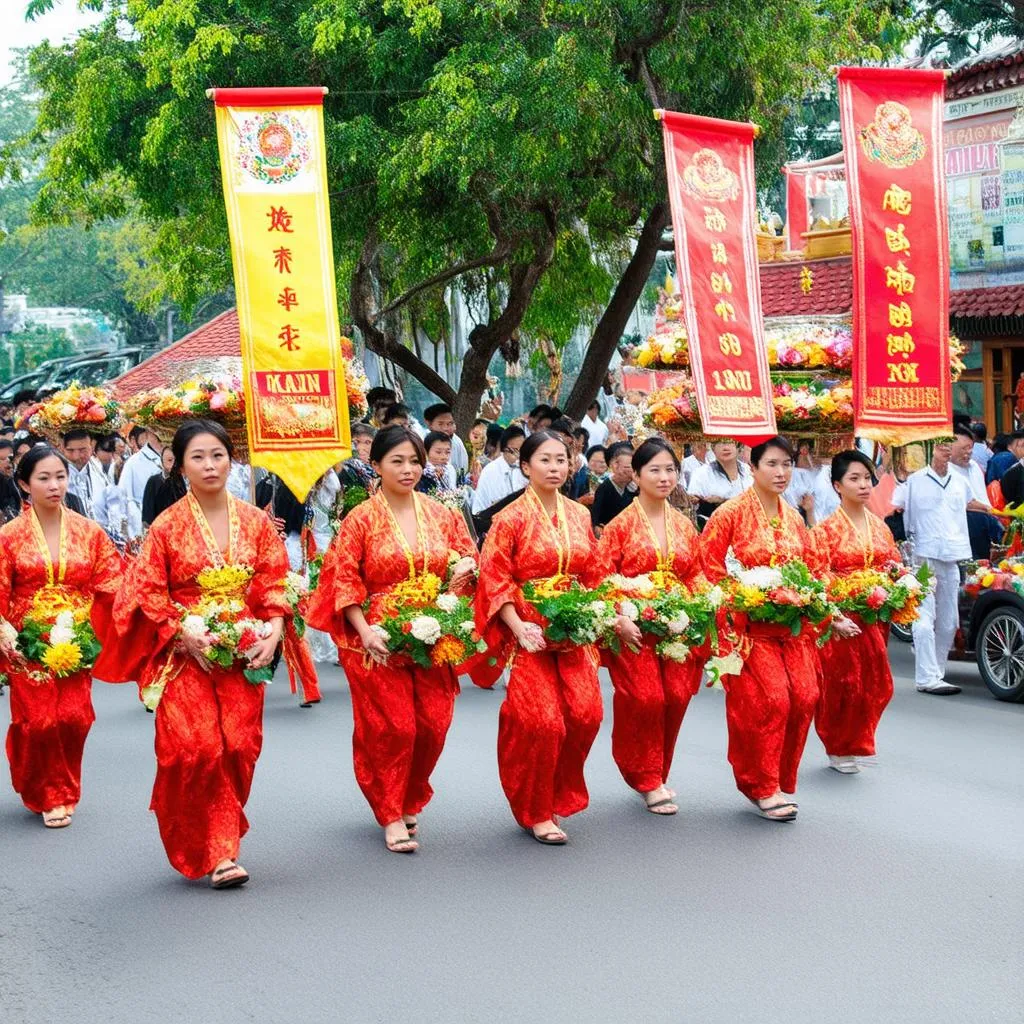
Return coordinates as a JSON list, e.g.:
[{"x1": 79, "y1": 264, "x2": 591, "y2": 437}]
[
  {"x1": 891, "y1": 596, "x2": 919, "y2": 625},
  {"x1": 430, "y1": 634, "x2": 465, "y2": 666}
]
